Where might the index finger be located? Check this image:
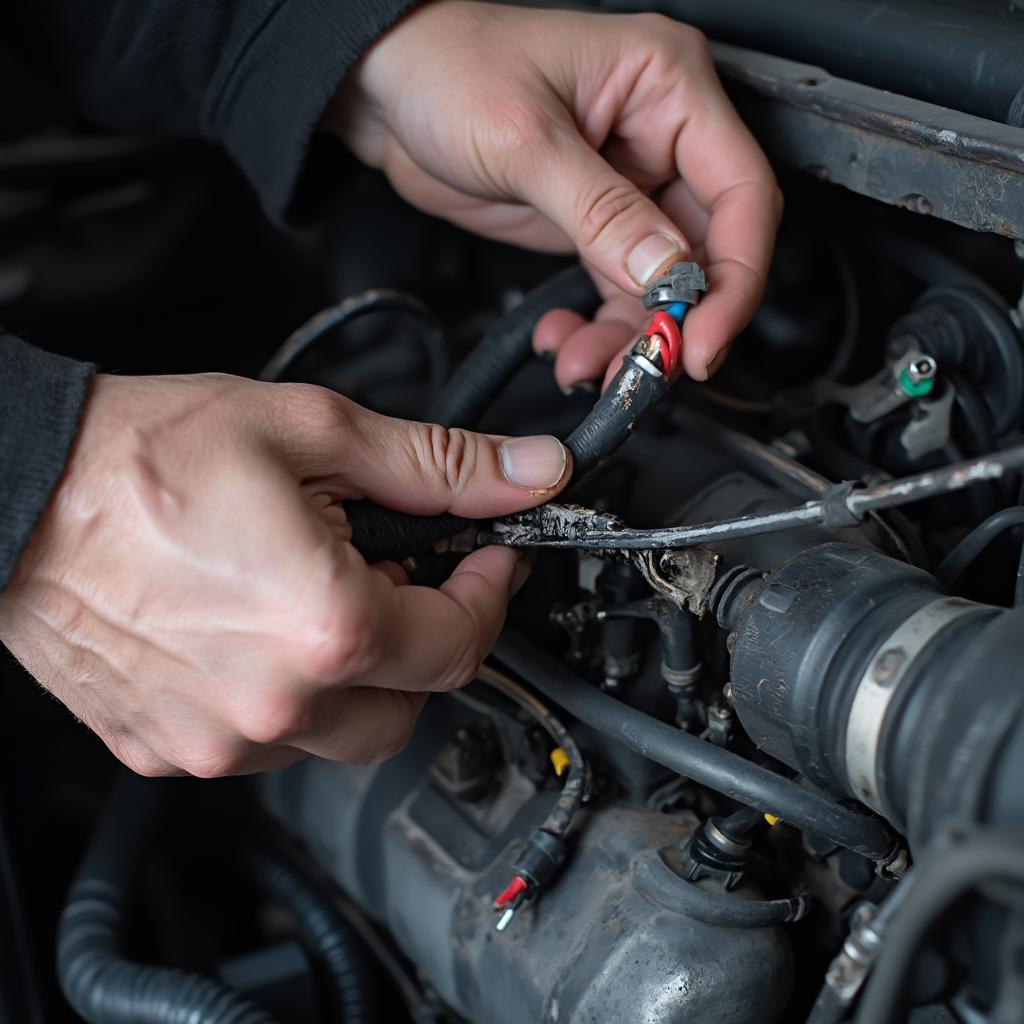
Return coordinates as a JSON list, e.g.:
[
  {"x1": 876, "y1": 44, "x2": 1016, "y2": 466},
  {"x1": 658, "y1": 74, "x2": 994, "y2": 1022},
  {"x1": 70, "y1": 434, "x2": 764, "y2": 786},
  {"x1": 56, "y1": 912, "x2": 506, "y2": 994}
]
[{"x1": 671, "y1": 97, "x2": 782, "y2": 378}]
